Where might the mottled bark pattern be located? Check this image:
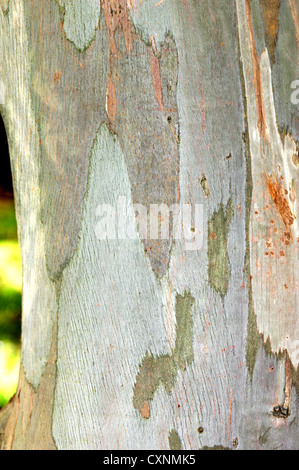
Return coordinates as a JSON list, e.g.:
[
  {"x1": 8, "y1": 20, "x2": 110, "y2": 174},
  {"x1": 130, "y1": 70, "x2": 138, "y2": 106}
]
[{"x1": 113, "y1": 34, "x2": 180, "y2": 276}]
